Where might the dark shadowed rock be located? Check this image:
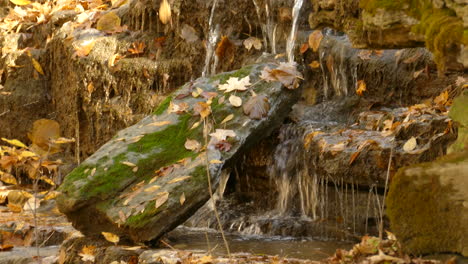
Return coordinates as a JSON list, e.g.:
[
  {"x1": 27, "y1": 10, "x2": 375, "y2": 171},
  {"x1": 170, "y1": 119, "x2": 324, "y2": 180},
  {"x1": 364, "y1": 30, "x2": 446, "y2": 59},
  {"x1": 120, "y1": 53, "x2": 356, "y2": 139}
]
[{"x1": 56, "y1": 63, "x2": 300, "y2": 243}]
